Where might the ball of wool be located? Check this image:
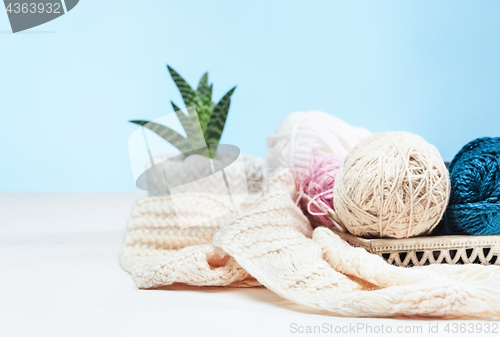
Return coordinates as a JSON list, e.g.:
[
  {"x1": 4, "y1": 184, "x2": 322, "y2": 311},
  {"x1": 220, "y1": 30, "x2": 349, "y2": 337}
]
[
  {"x1": 444, "y1": 137, "x2": 500, "y2": 235},
  {"x1": 333, "y1": 131, "x2": 450, "y2": 239},
  {"x1": 264, "y1": 111, "x2": 372, "y2": 175},
  {"x1": 296, "y1": 150, "x2": 342, "y2": 227}
]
